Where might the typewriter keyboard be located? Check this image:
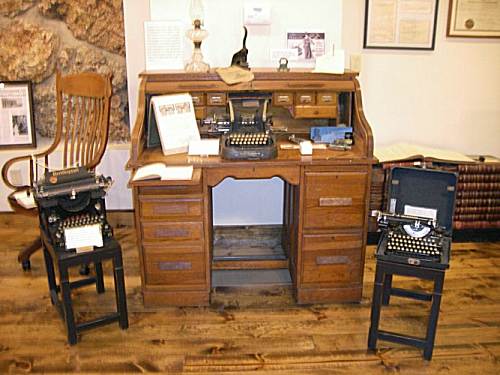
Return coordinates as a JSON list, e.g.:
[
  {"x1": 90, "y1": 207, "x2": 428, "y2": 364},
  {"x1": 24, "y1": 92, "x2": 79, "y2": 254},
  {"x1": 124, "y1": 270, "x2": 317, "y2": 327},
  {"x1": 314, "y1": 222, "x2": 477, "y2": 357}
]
[
  {"x1": 227, "y1": 132, "x2": 271, "y2": 146},
  {"x1": 387, "y1": 231, "x2": 442, "y2": 259}
]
